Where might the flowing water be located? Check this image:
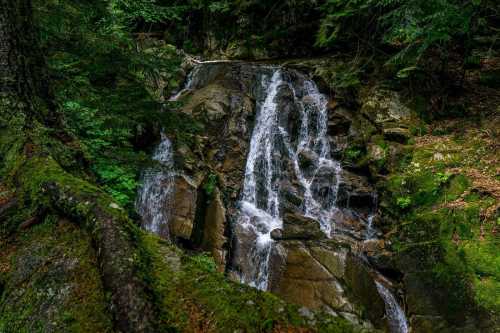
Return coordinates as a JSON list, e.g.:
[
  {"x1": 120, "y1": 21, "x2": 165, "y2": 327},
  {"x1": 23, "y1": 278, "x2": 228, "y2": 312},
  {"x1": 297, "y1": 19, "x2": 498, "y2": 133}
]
[
  {"x1": 168, "y1": 65, "x2": 199, "y2": 101},
  {"x1": 136, "y1": 134, "x2": 175, "y2": 237},
  {"x1": 236, "y1": 68, "x2": 343, "y2": 289},
  {"x1": 376, "y1": 281, "x2": 410, "y2": 333},
  {"x1": 138, "y1": 62, "x2": 410, "y2": 332},
  {"x1": 232, "y1": 65, "x2": 410, "y2": 331}
]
